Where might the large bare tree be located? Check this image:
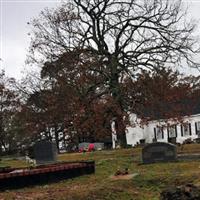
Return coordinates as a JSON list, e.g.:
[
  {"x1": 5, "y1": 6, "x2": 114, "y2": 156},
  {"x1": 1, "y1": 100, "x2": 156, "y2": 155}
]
[{"x1": 28, "y1": 0, "x2": 199, "y2": 146}]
